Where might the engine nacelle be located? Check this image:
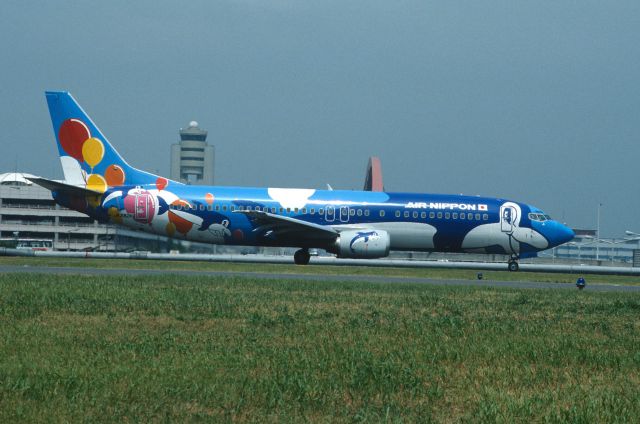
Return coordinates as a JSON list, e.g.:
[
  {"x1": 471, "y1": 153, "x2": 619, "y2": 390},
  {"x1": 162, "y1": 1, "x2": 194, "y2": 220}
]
[{"x1": 333, "y1": 229, "x2": 390, "y2": 259}]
